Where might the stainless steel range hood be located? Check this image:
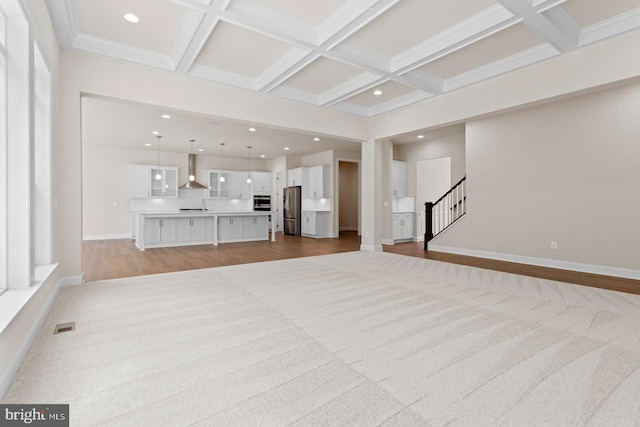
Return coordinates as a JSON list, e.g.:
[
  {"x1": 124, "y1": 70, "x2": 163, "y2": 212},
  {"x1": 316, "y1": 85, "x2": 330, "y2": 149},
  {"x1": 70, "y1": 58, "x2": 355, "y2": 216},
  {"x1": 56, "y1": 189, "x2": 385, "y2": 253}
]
[{"x1": 179, "y1": 153, "x2": 207, "y2": 189}]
